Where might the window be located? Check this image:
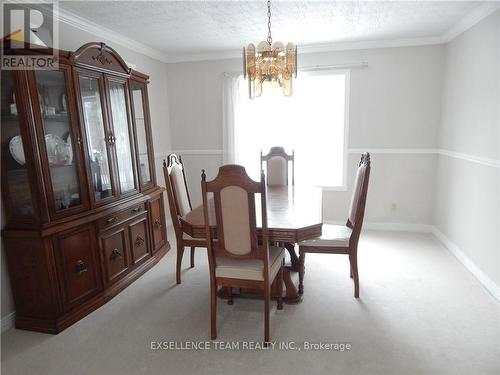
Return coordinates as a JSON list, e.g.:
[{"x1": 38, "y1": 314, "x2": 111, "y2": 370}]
[{"x1": 234, "y1": 70, "x2": 349, "y2": 188}]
